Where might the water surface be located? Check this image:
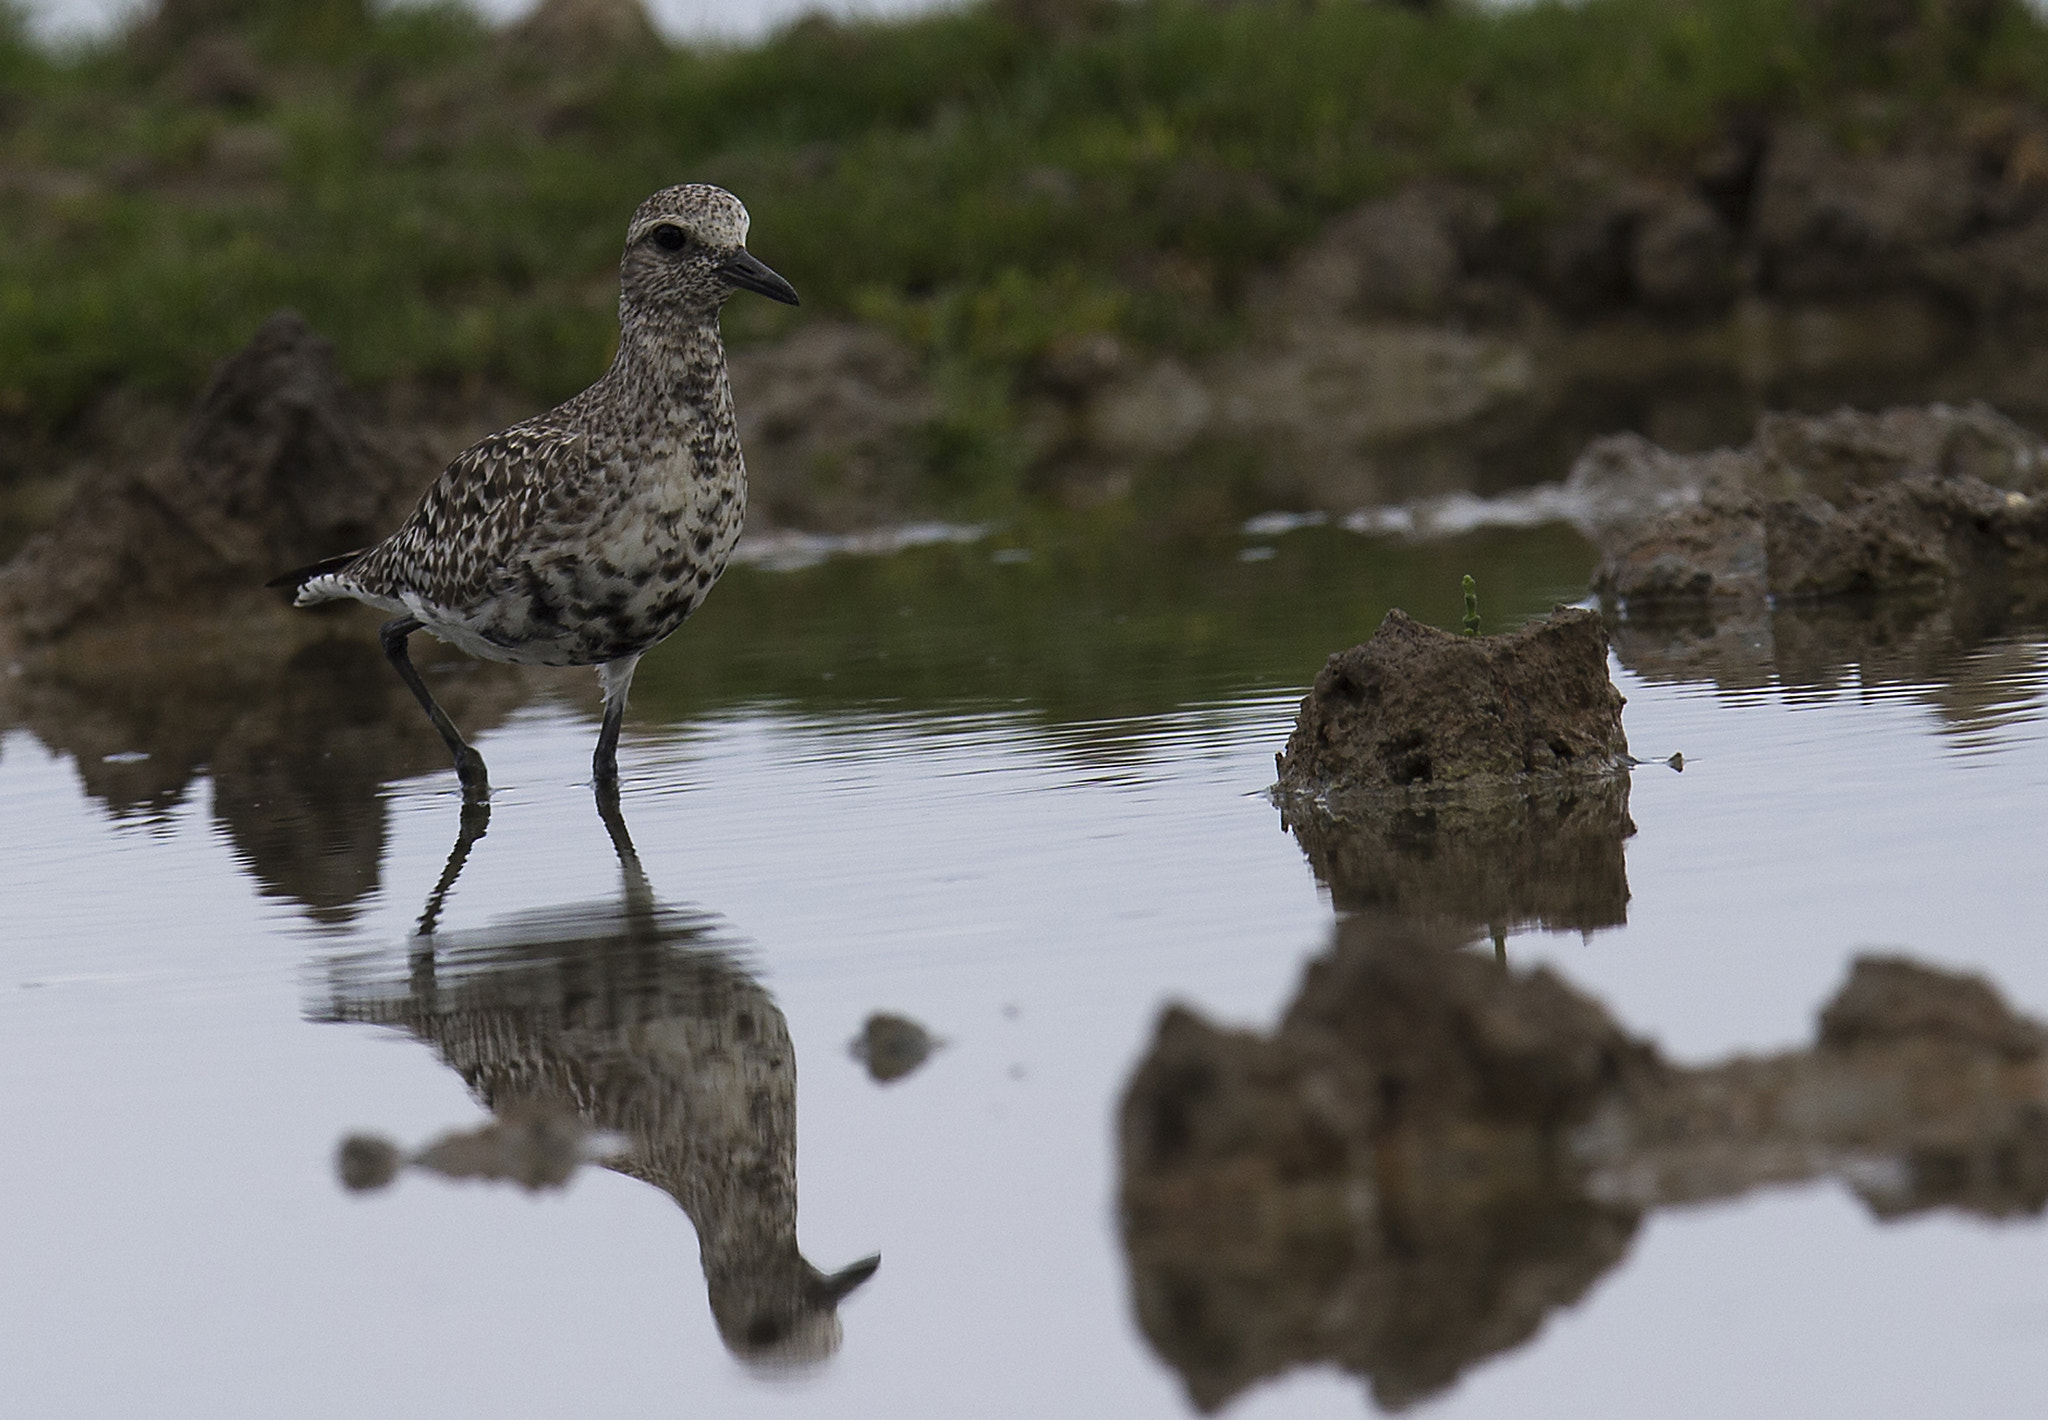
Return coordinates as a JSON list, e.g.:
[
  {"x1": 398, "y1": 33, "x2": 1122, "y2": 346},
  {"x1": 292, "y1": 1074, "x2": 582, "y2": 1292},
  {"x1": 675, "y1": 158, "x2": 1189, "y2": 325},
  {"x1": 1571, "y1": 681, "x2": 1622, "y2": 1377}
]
[{"x1": 5, "y1": 524, "x2": 2048, "y2": 1417}]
